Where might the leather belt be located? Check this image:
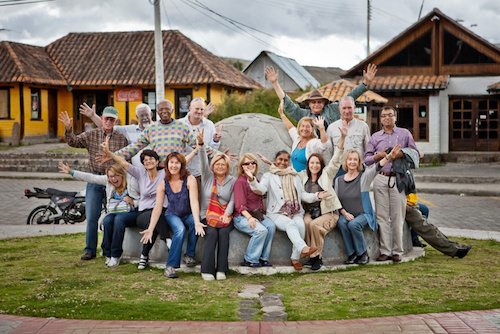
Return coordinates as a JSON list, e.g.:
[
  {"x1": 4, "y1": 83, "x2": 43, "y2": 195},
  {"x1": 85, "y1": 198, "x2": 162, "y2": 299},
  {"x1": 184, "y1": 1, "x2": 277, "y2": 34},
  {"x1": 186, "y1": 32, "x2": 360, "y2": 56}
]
[{"x1": 379, "y1": 171, "x2": 396, "y2": 177}]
